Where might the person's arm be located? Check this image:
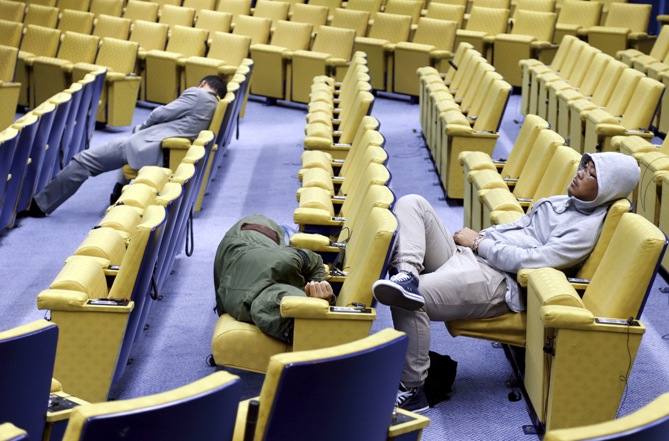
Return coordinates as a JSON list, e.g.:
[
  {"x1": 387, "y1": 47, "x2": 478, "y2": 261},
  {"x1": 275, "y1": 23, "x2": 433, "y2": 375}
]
[
  {"x1": 476, "y1": 226, "x2": 600, "y2": 273},
  {"x1": 138, "y1": 88, "x2": 199, "y2": 130}
]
